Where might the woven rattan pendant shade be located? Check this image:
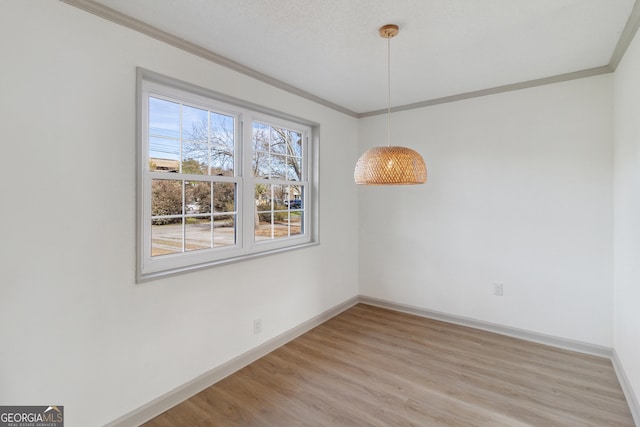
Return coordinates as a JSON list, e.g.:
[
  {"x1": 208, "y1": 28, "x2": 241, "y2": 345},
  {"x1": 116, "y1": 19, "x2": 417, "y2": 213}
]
[
  {"x1": 354, "y1": 146, "x2": 427, "y2": 185},
  {"x1": 354, "y1": 24, "x2": 427, "y2": 186}
]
